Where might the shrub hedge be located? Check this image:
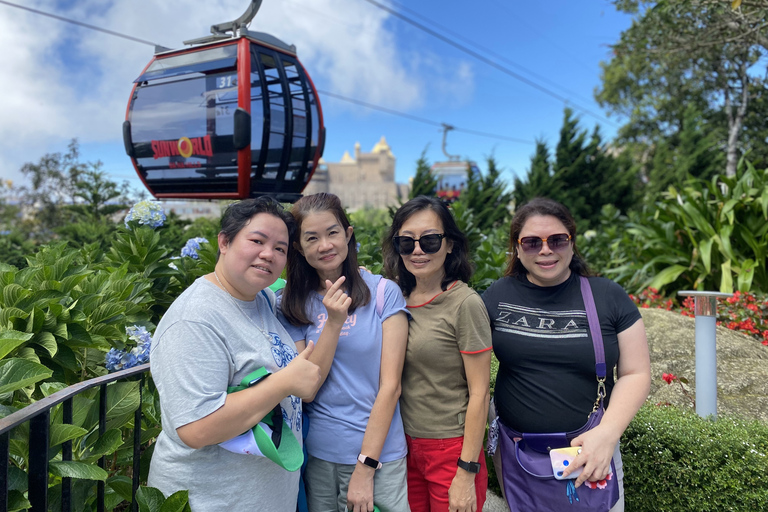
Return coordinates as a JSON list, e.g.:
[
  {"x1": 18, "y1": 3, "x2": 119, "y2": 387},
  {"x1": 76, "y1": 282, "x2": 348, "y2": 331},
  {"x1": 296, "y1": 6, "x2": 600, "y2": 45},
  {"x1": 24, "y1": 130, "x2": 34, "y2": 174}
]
[{"x1": 622, "y1": 404, "x2": 768, "y2": 511}]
